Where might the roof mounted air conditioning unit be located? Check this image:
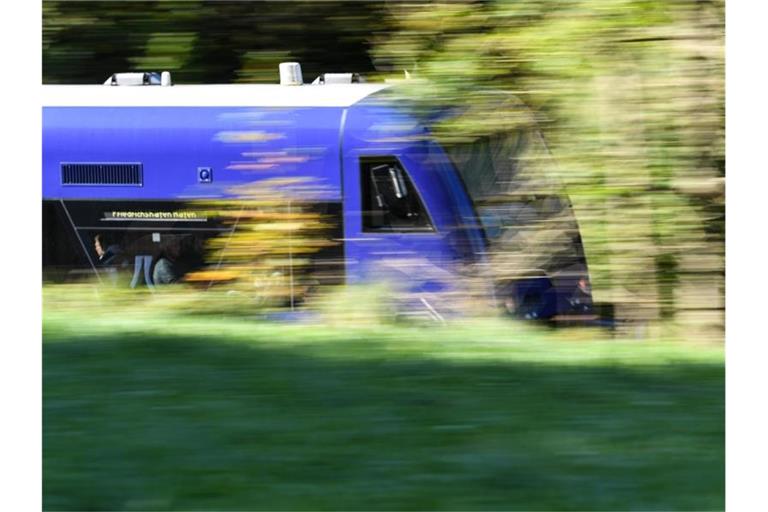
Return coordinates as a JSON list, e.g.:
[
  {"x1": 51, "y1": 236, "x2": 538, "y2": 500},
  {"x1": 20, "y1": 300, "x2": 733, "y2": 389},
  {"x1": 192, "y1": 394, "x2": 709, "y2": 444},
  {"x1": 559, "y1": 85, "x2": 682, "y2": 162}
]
[
  {"x1": 279, "y1": 62, "x2": 303, "y2": 86},
  {"x1": 311, "y1": 73, "x2": 364, "y2": 85},
  {"x1": 104, "y1": 71, "x2": 172, "y2": 86}
]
